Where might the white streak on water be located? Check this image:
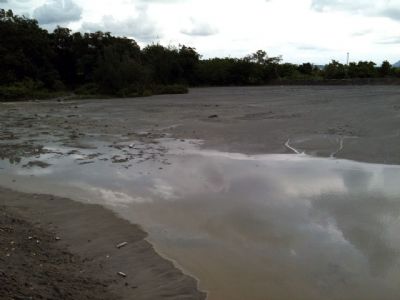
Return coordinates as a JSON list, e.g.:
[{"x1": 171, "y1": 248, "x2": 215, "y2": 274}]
[
  {"x1": 285, "y1": 139, "x2": 302, "y2": 154},
  {"x1": 330, "y1": 137, "x2": 344, "y2": 158}
]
